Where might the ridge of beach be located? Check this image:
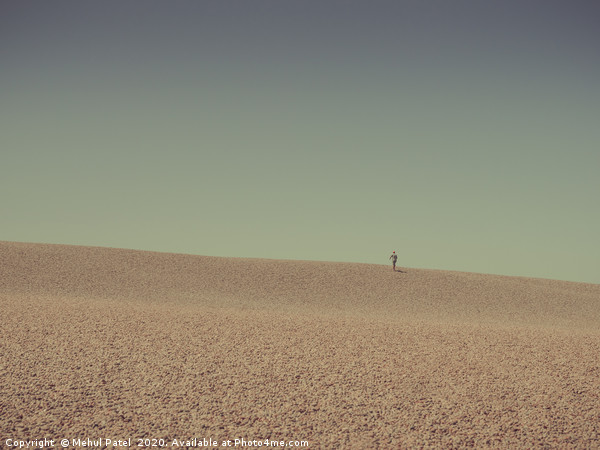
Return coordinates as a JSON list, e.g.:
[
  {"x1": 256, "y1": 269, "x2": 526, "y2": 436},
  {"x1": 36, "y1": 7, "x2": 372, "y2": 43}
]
[{"x1": 1, "y1": 241, "x2": 599, "y2": 448}]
